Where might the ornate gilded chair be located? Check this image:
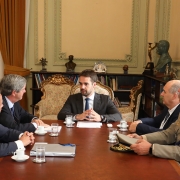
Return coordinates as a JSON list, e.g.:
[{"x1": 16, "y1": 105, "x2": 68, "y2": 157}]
[
  {"x1": 34, "y1": 74, "x2": 74, "y2": 120},
  {"x1": 70, "y1": 81, "x2": 114, "y2": 101},
  {"x1": 118, "y1": 80, "x2": 144, "y2": 122}
]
